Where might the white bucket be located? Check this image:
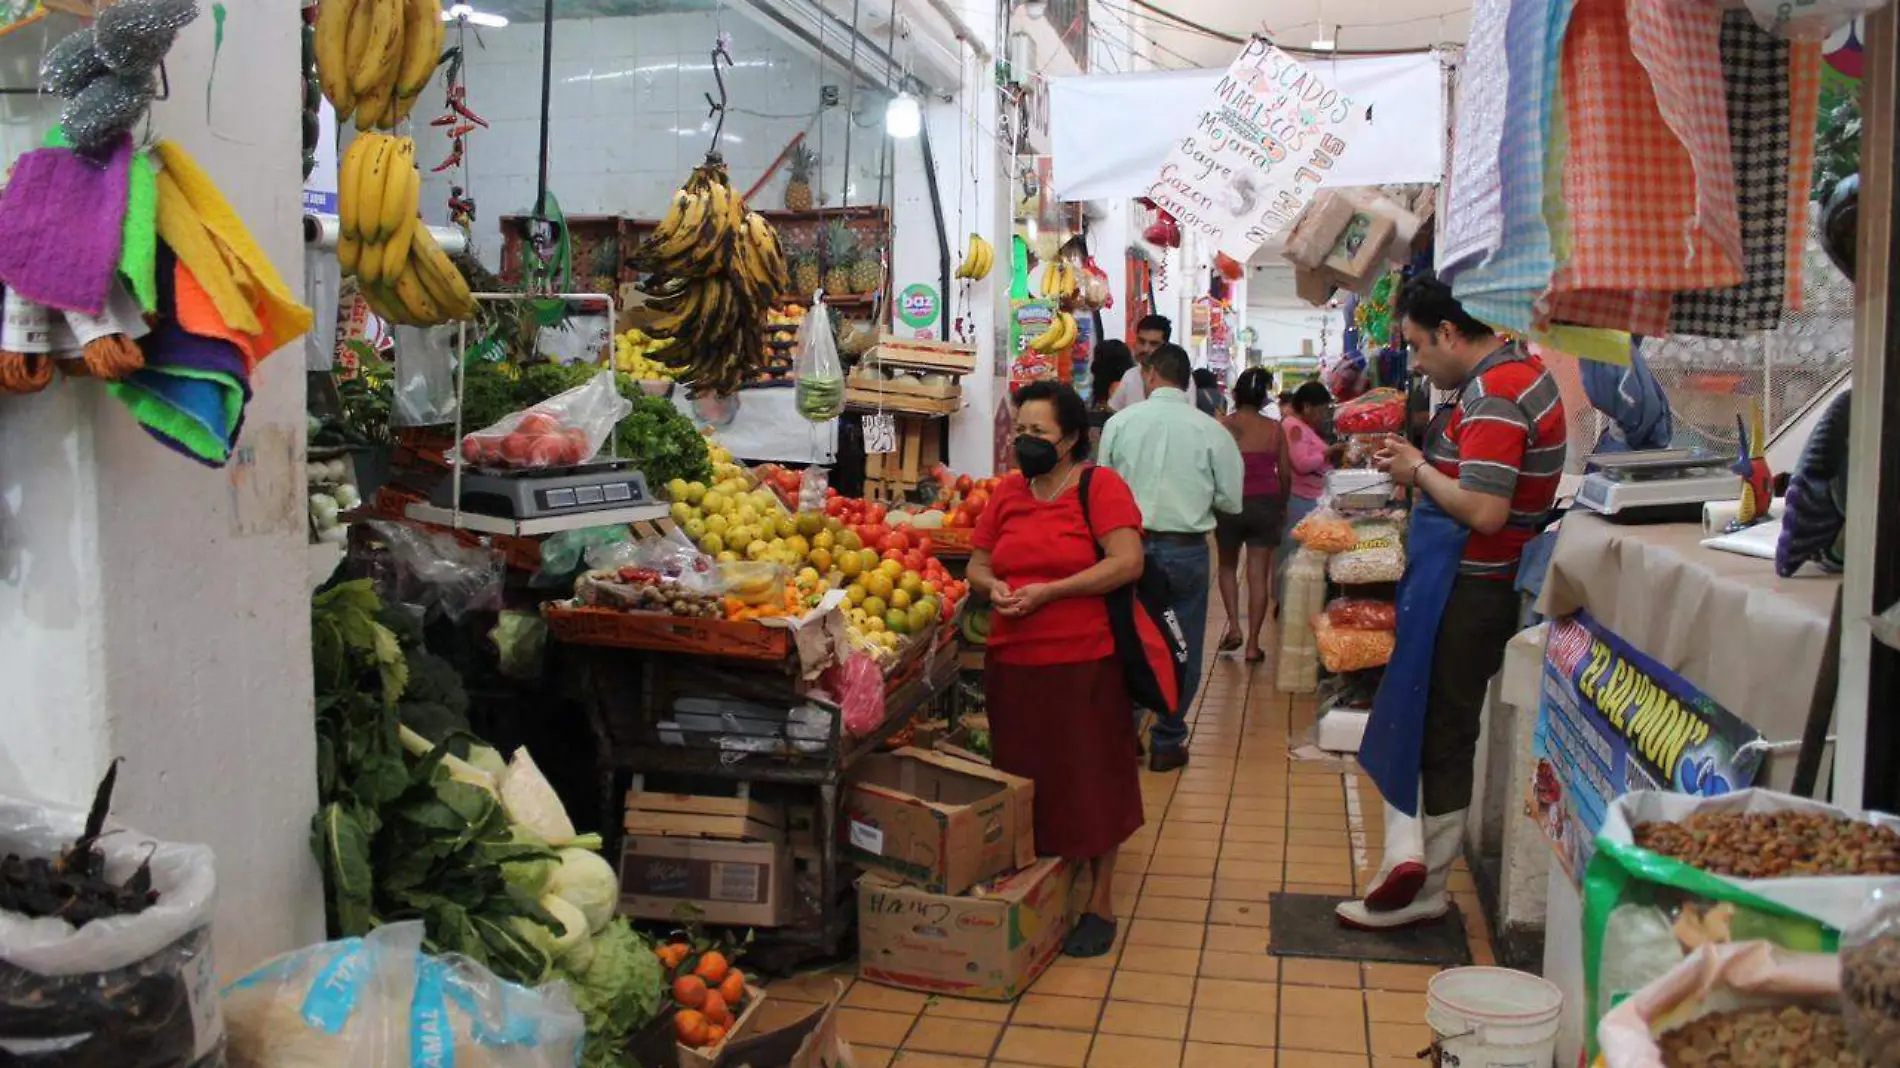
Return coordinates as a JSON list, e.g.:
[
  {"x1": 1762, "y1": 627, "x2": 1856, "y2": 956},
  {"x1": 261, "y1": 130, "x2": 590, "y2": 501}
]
[{"x1": 1425, "y1": 967, "x2": 1564, "y2": 1068}]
